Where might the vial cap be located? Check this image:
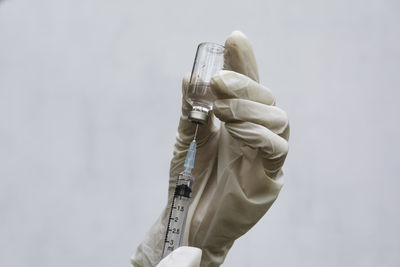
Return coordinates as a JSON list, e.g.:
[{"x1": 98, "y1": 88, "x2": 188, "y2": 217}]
[{"x1": 188, "y1": 110, "x2": 208, "y2": 125}]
